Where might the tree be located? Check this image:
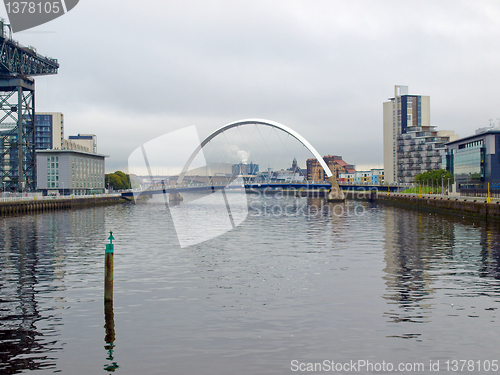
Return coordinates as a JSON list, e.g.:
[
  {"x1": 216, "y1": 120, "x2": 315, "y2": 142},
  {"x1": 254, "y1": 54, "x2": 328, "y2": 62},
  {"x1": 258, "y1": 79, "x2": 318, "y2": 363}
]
[
  {"x1": 114, "y1": 171, "x2": 130, "y2": 189},
  {"x1": 105, "y1": 171, "x2": 131, "y2": 190},
  {"x1": 415, "y1": 169, "x2": 453, "y2": 186}
]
